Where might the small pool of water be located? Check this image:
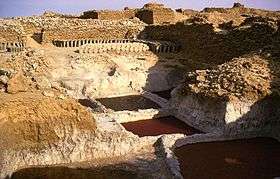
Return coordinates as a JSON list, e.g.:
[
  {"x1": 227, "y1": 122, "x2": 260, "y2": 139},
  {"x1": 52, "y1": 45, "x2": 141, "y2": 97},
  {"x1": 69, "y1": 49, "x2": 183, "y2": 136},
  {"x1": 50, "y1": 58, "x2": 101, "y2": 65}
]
[
  {"x1": 96, "y1": 95, "x2": 160, "y2": 111},
  {"x1": 121, "y1": 116, "x2": 201, "y2": 137},
  {"x1": 78, "y1": 99, "x2": 99, "y2": 109},
  {"x1": 153, "y1": 89, "x2": 173, "y2": 100},
  {"x1": 174, "y1": 137, "x2": 280, "y2": 179}
]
